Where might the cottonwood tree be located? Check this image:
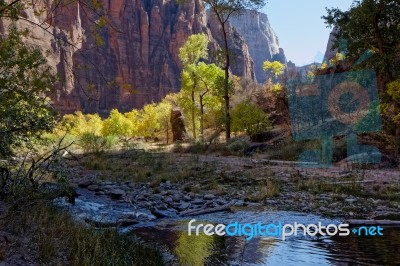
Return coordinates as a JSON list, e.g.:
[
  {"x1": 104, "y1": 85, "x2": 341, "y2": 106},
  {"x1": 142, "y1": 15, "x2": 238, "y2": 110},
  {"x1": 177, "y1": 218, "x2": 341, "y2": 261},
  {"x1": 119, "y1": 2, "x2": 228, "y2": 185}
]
[
  {"x1": 196, "y1": 62, "x2": 224, "y2": 141},
  {"x1": 204, "y1": 0, "x2": 267, "y2": 140},
  {"x1": 179, "y1": 33, "x2": 209, "y2": 139}
]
